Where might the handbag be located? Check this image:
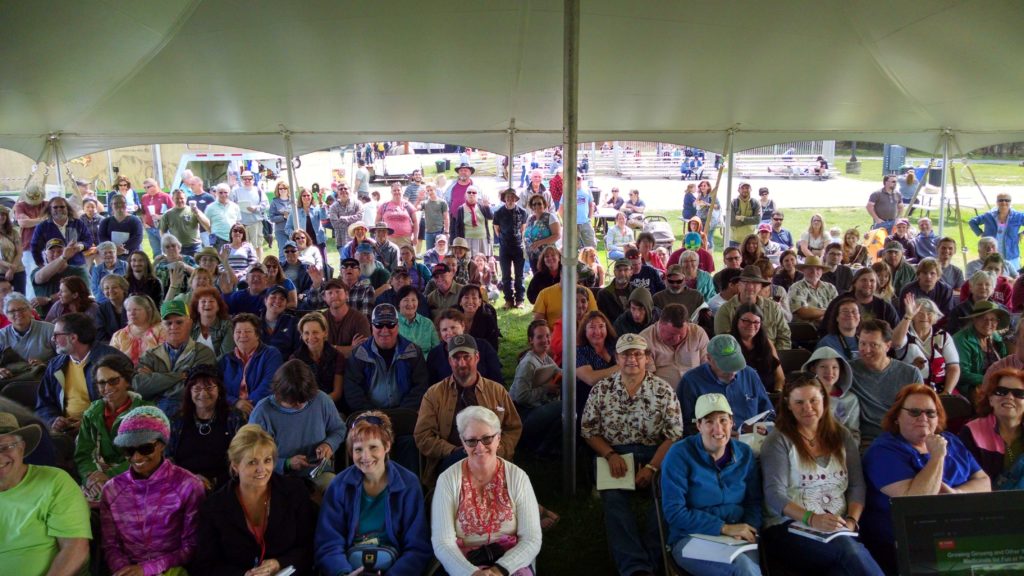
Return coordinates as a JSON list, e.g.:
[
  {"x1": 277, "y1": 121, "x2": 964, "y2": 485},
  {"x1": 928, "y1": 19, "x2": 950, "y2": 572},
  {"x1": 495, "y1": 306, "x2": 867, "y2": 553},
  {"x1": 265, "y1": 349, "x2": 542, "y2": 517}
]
[
  {"x1": 346, "y1": 544, "x2": 398, "y2": 573},
  {"x1": 465, "y1": 542, "x2": 507, "y2": 566}
]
